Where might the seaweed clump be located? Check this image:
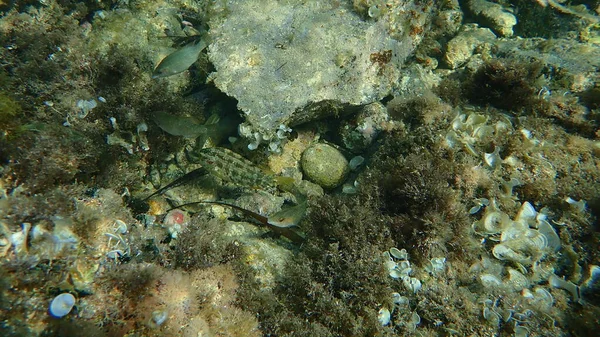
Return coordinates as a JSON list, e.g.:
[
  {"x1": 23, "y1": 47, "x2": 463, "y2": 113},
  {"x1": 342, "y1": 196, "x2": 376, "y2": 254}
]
[
  {"x1": 236, "y1": 191, "x2": 393, "y2": 337},
  {"x1": 235, "y1": 123, "x2": 473, "y2": 335},
  {"x1": 464, "y1": 58, "x2": 544, "y2": 111}
]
